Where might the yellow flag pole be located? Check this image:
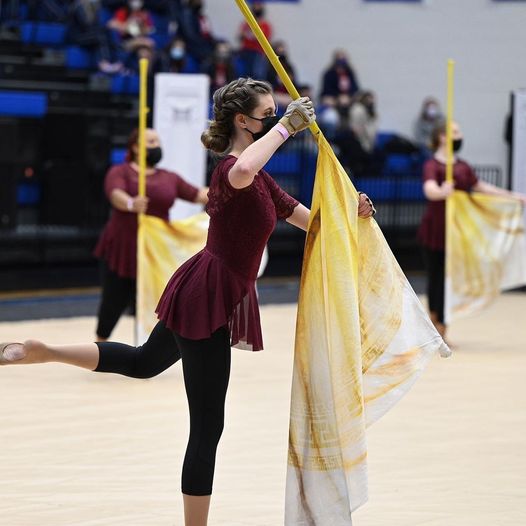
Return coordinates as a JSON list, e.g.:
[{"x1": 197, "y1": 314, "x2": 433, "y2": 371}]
[
  {"x1": 138, "y1": 58, "x2": 149, "y2": 197},
  {"x1": 136, "y1": 57, "x2": 149, "y2": 344},
  {"x1": 445, "y1": 59, "x2": 455, "y2": 184},
  {"x1": 233, "y1": 0, "x2": 322, "y2": 138}
]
